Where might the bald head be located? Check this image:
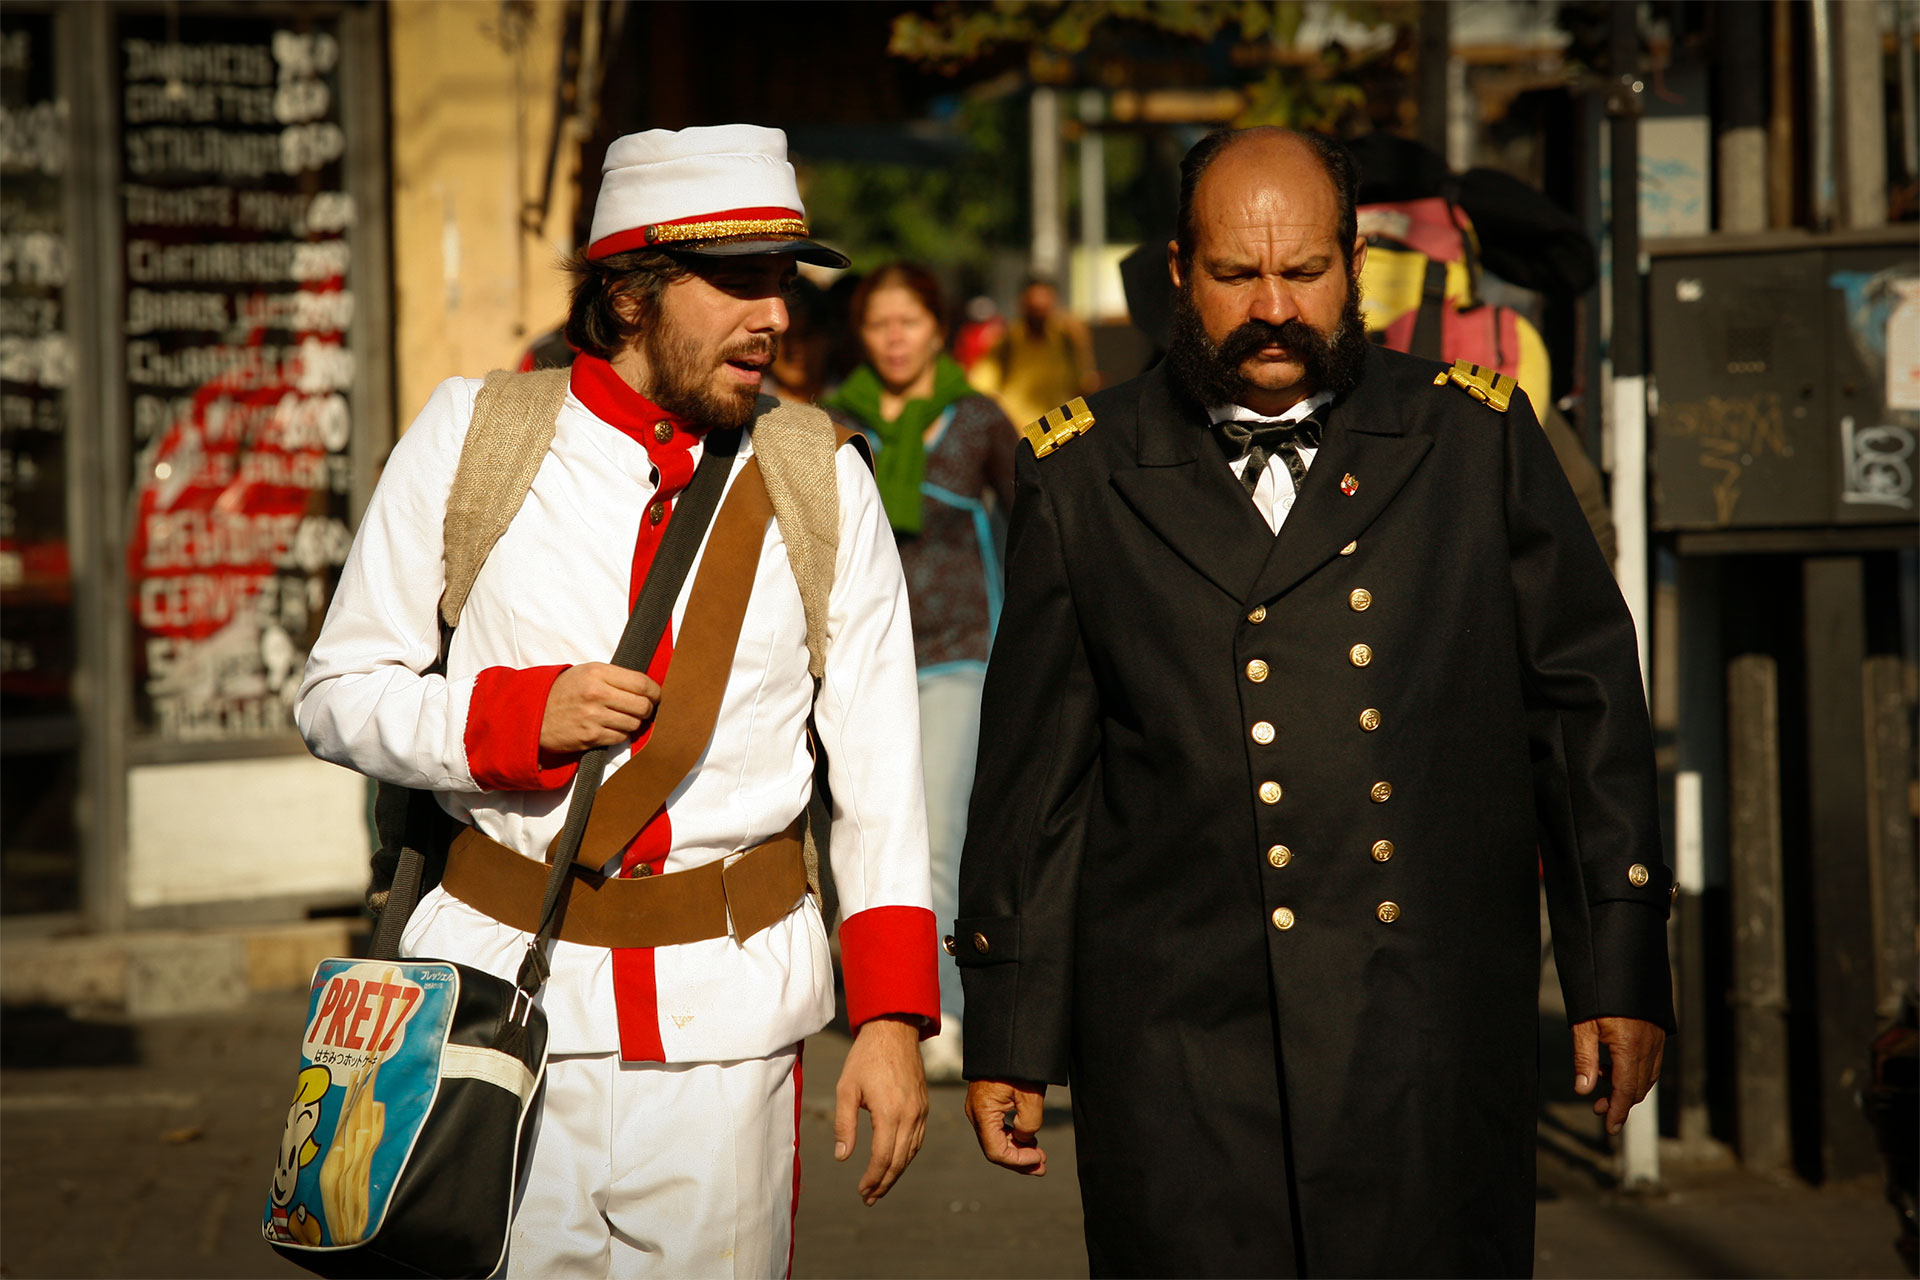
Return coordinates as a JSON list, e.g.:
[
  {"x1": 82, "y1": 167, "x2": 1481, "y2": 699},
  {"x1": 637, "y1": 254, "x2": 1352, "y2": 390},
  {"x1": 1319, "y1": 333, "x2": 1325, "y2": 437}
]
[
  {"x1": 1163, "y1": 127, "x2": 1369, "y2": 413},
  {"x1": 1173, "y1": 128, "x2": 1359, "y2": 273}
]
